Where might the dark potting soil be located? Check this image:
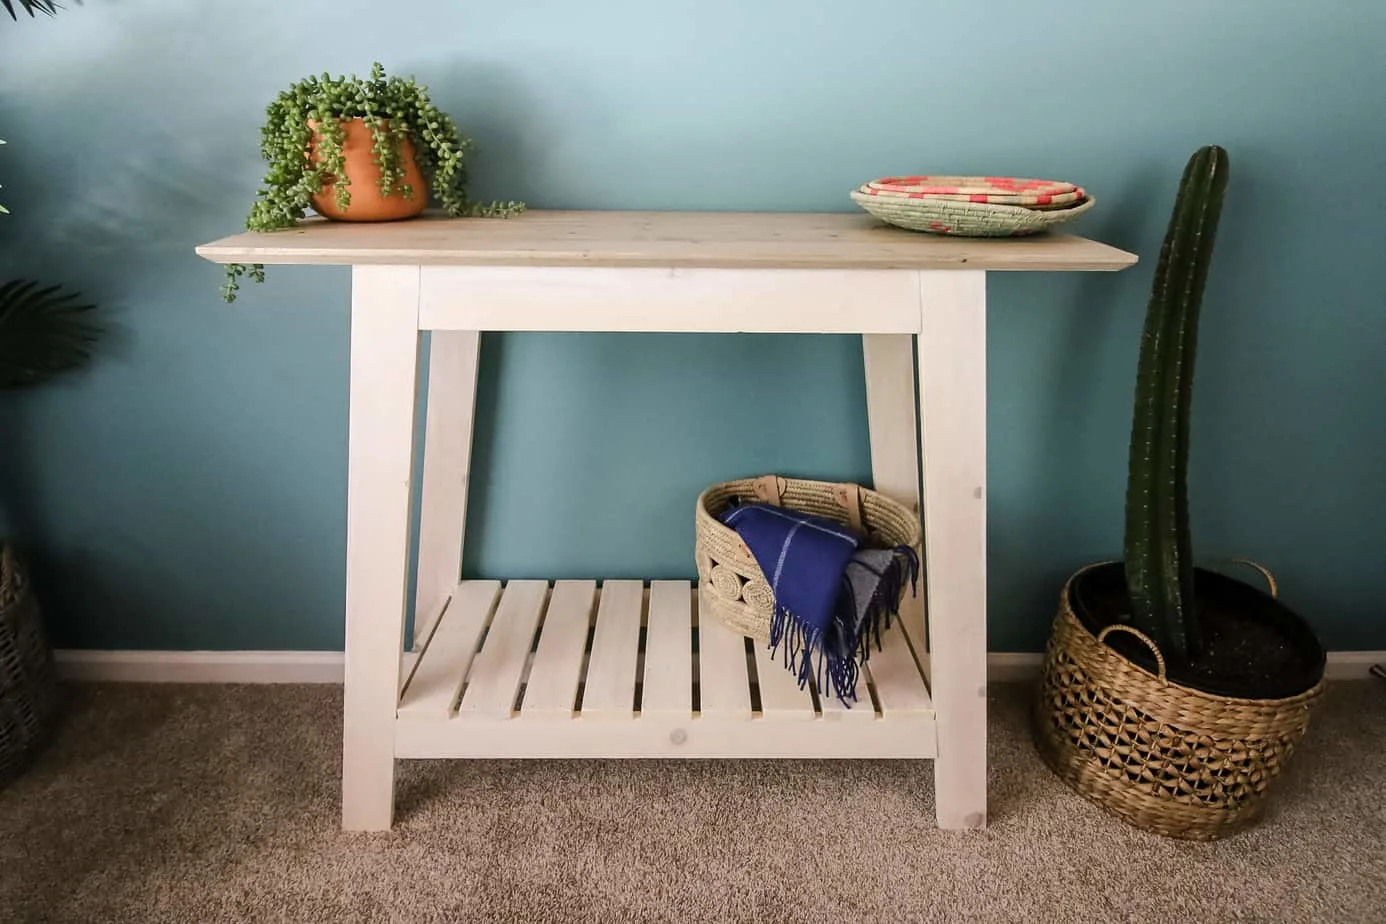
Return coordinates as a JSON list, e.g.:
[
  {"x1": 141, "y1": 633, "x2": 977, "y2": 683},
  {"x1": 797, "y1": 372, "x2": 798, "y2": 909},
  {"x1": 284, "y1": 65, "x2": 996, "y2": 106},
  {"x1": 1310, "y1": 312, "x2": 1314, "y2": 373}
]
[{"x1": 1071, "y1": 563, "x2": 1325, "y2": 700}]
